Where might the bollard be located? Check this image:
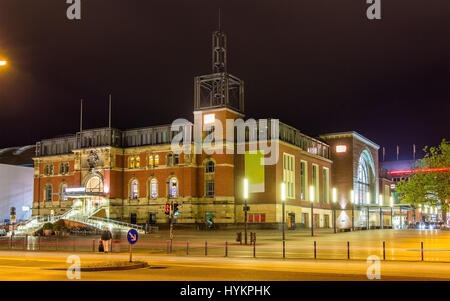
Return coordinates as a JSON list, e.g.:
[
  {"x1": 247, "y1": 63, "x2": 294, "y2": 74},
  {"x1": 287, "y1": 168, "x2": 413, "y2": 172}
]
[
  {"x1": 205, "y1": 241, "x2": 208, "y2": 256},
  {"x1": 38, "y1": 236, "x2": 41, "y2": 251},
  {"x1": 253, "y1": 240, "x2": 256, "y2": 258},
  {"x1": 314, "y1": 241, "x2": 317, "y2": 259},
  {"x1": 347, "y1": 241, "x2": 351, "y2": 259},
  {"x1": 383, "y1": 241, "x2": 386, "y2": 261},
  {"x1": 24, "y1": 235, "x2": 28, "y2": 250},
  {"x1": 186, "y1": 241, "x2": 189, "y2": 256},
  {"x1": 225, "y1": 241, "x2": 228, "y2": 257},
  {"x1": 166, "y1": 240, "x2": 170, "y2": 254},
  {"x1": 421, "y1": 242, "x2": 424, "y2": 261},
  {"x1": 282, "y1": 240, "x2": 286, "y2": 259}
]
